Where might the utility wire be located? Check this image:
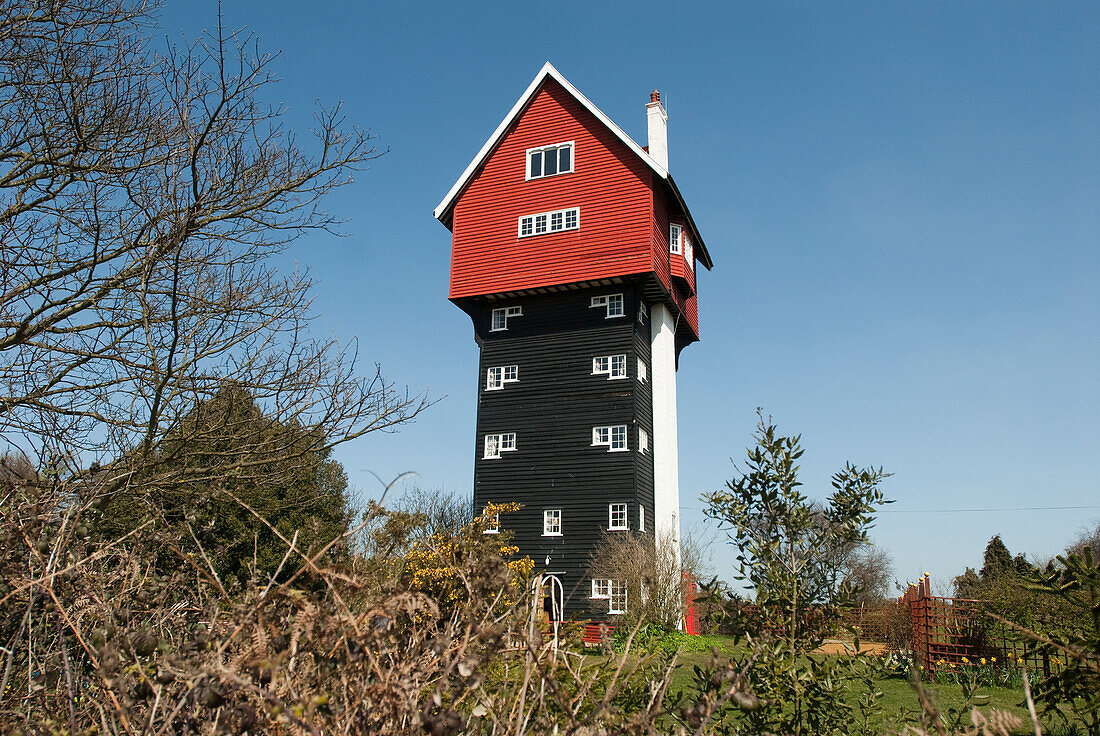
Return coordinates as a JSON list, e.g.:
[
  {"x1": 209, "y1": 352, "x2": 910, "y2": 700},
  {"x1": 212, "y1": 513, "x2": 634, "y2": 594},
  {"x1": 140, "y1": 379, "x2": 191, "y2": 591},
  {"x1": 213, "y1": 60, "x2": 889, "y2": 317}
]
[
  {"x1": 879, "y1": 504, "x2": 1100, "y2": 514},
  {"x1": 681, "y1": 504, "x2": 1100, "y2": 514}
]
